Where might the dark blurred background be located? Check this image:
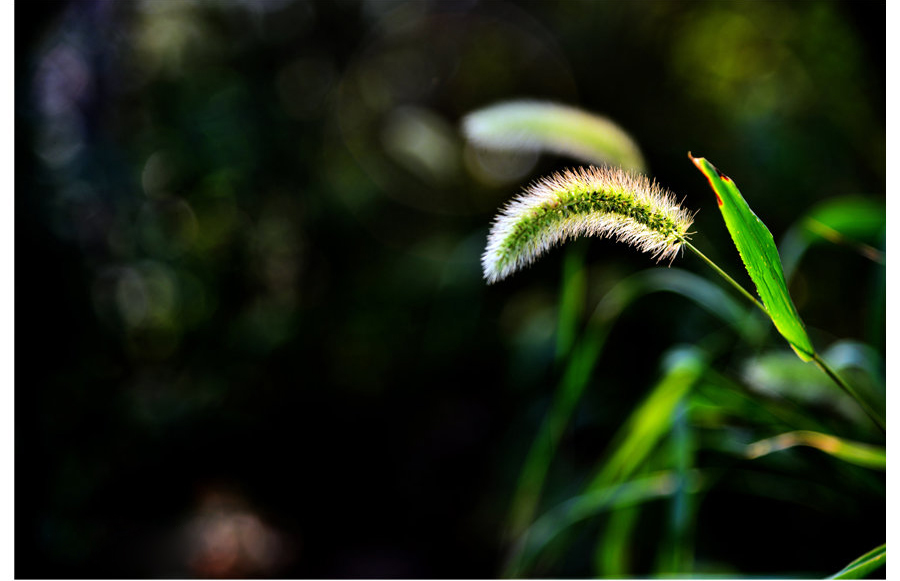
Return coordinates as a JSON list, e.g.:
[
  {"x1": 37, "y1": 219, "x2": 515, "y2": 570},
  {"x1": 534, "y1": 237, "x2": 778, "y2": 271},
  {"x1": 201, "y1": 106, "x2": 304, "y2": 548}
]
[{"x1": 16, "y1": 0, "x2": 884, "y2": 577}]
